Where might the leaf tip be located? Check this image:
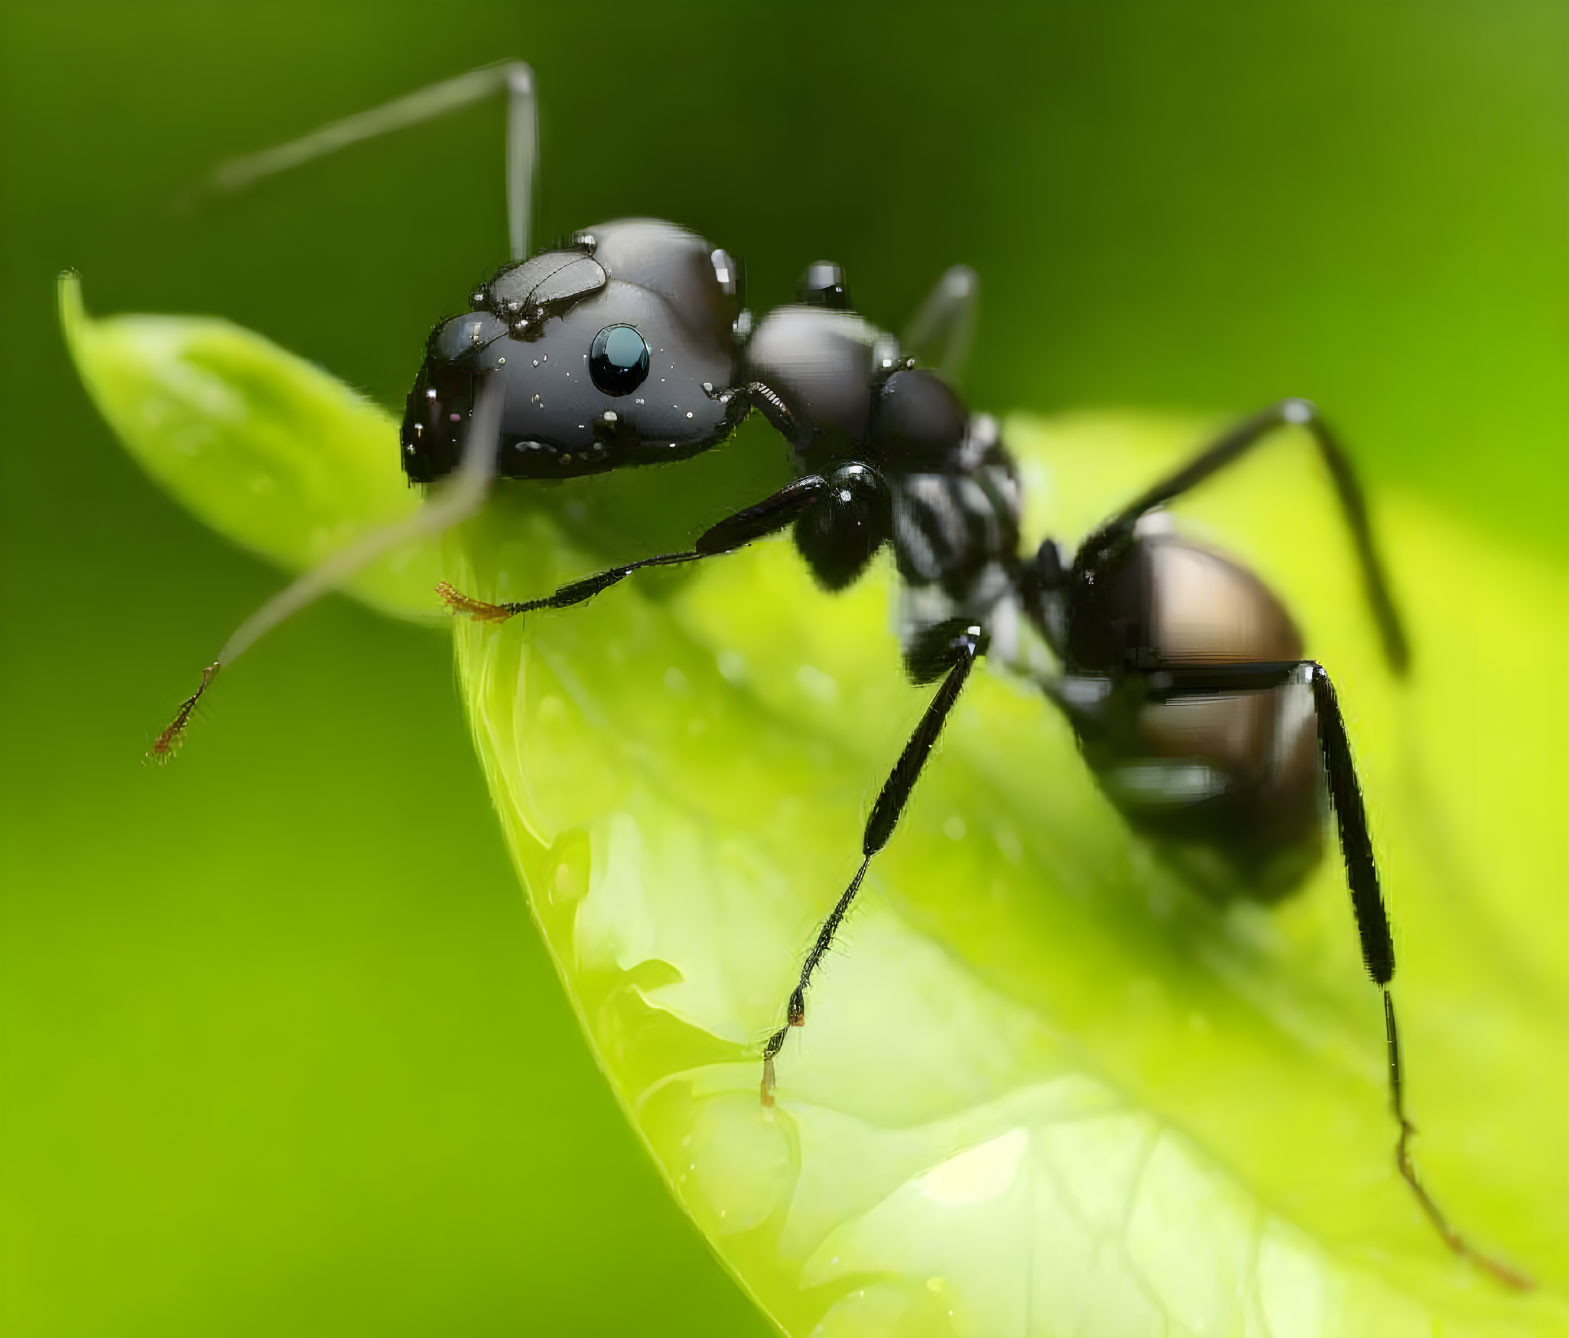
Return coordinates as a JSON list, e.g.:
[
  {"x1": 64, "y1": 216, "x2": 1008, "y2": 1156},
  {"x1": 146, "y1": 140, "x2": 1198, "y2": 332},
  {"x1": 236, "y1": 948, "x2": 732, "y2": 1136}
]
[{"x1": 56, "y1": 269, "x2": 87, "y2": 351}]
